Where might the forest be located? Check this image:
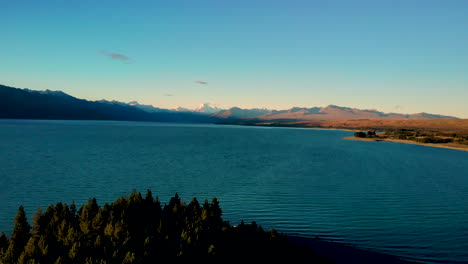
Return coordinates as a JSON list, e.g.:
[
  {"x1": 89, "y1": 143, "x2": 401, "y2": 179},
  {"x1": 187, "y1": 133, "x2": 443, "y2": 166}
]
[{"x1": 0, "y1": 190, "x2": 330, "y2": 263}]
